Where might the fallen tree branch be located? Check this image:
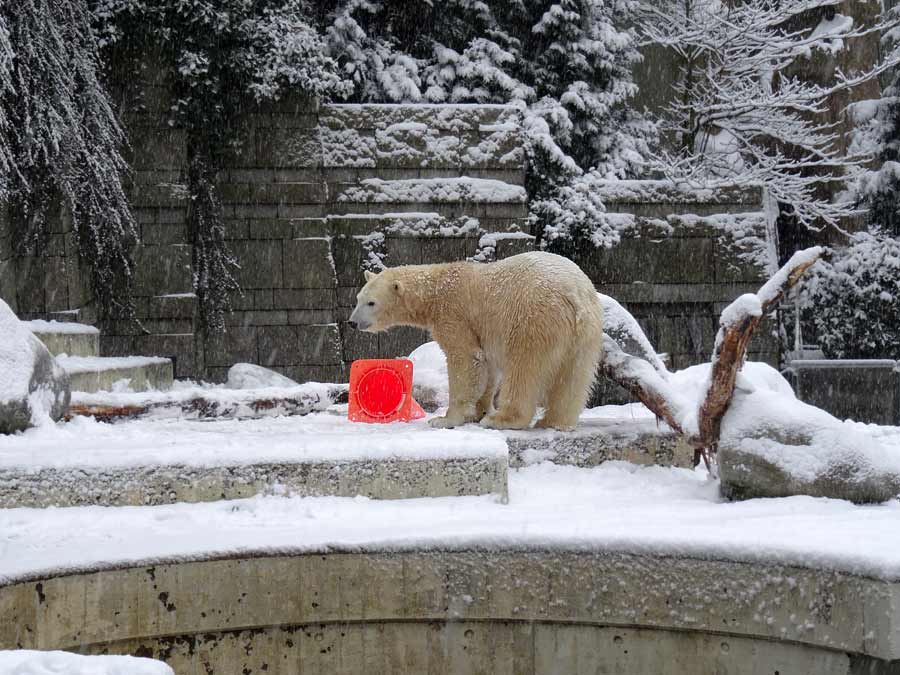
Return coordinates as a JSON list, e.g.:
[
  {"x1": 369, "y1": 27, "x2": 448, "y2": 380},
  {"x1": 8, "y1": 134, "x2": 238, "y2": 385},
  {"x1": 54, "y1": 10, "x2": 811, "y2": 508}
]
[
  {"x1": 599, "y1": 246, "x2": 824, "y2": 458},
  {"x1": 67, "y1": 384, "x2": 348, "y2": 423},
  {"x1": 599, "y1": 335, "x2": 697, "y2": 443},
  {"x1": 697, "y1": 247, "x2": 823, "y2": 448}
]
